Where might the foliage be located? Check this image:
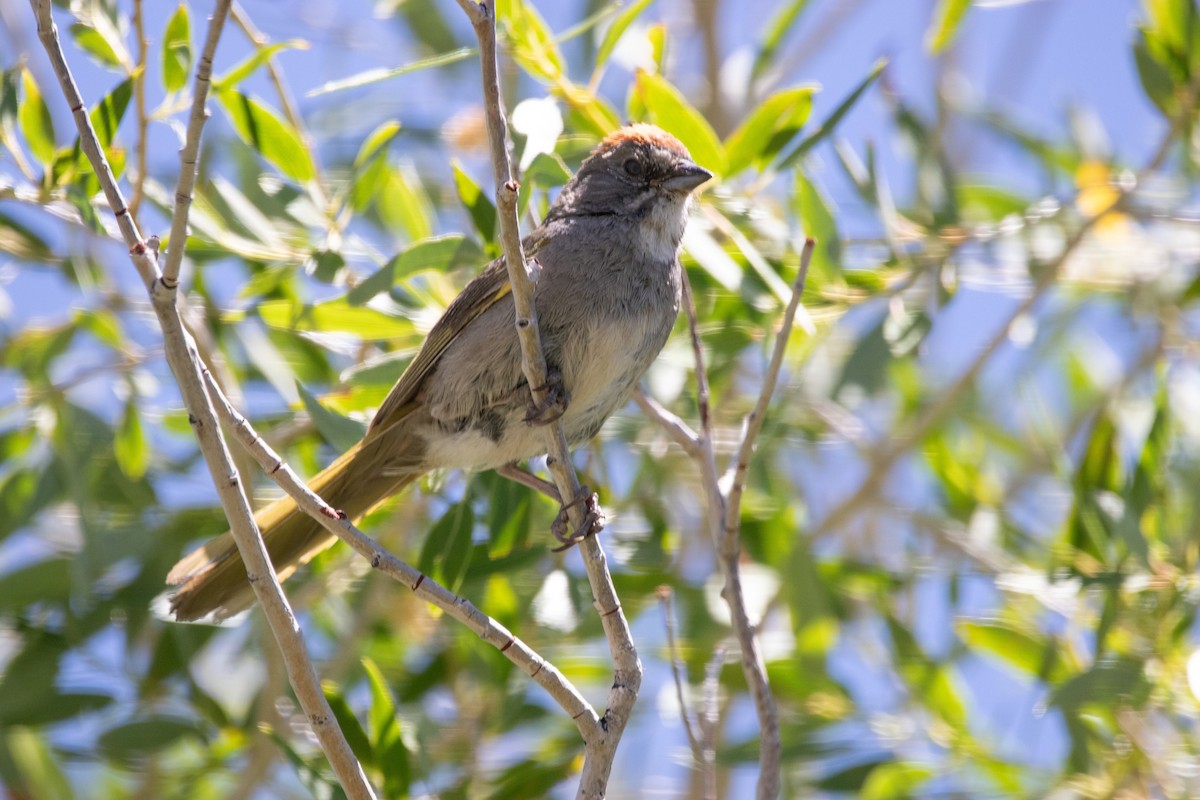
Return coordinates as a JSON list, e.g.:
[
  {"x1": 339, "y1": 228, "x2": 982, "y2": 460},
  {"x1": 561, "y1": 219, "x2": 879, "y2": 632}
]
[{"x1": 1, "y1": 0, "x2": 1198, "y2": 798}]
